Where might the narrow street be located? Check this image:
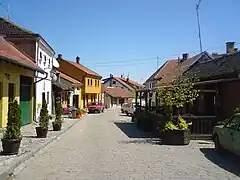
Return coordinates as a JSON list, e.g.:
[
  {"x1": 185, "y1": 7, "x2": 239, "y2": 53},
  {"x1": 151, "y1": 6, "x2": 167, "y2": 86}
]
[{"x1": 12, "y1": 109, "x2": 239, "y2": 180}]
